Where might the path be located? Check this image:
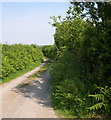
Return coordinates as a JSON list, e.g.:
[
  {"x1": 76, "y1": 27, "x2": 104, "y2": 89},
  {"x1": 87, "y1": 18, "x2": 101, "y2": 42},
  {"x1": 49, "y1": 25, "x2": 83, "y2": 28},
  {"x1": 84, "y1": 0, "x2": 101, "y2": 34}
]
[{"x1": 1, "y1": 61, "x2": 57, "y2": 118}]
